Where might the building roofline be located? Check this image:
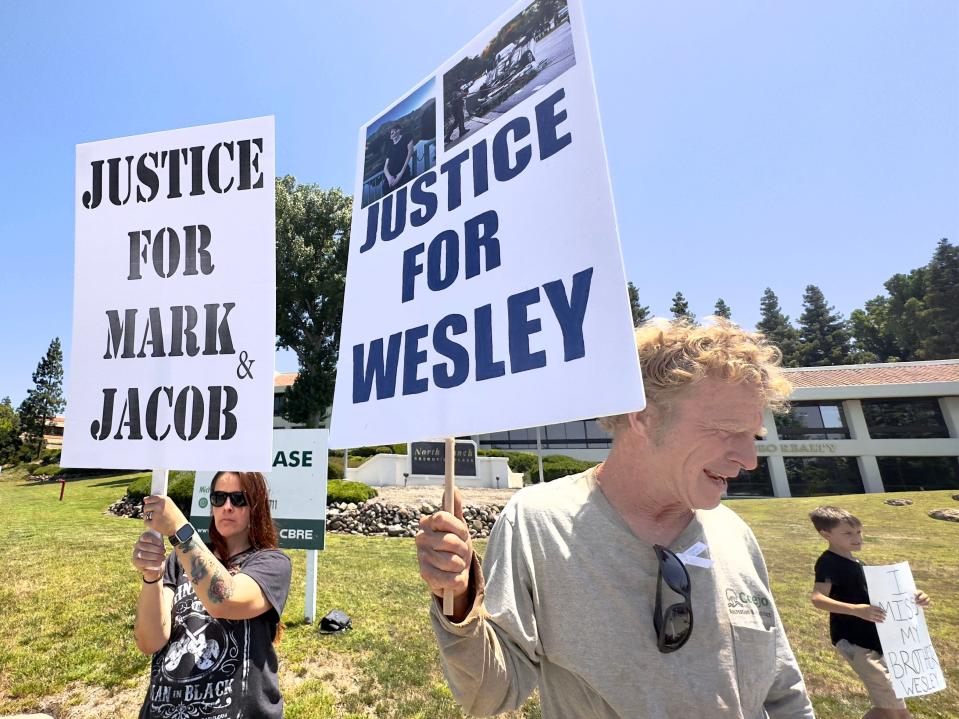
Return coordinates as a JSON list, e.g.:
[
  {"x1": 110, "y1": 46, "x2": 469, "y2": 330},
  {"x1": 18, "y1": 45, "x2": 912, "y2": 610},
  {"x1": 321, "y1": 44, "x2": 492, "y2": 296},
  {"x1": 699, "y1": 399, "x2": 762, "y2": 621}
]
[{"x1": 782, "y1": 358, "x2": 959, "y2": 373}]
